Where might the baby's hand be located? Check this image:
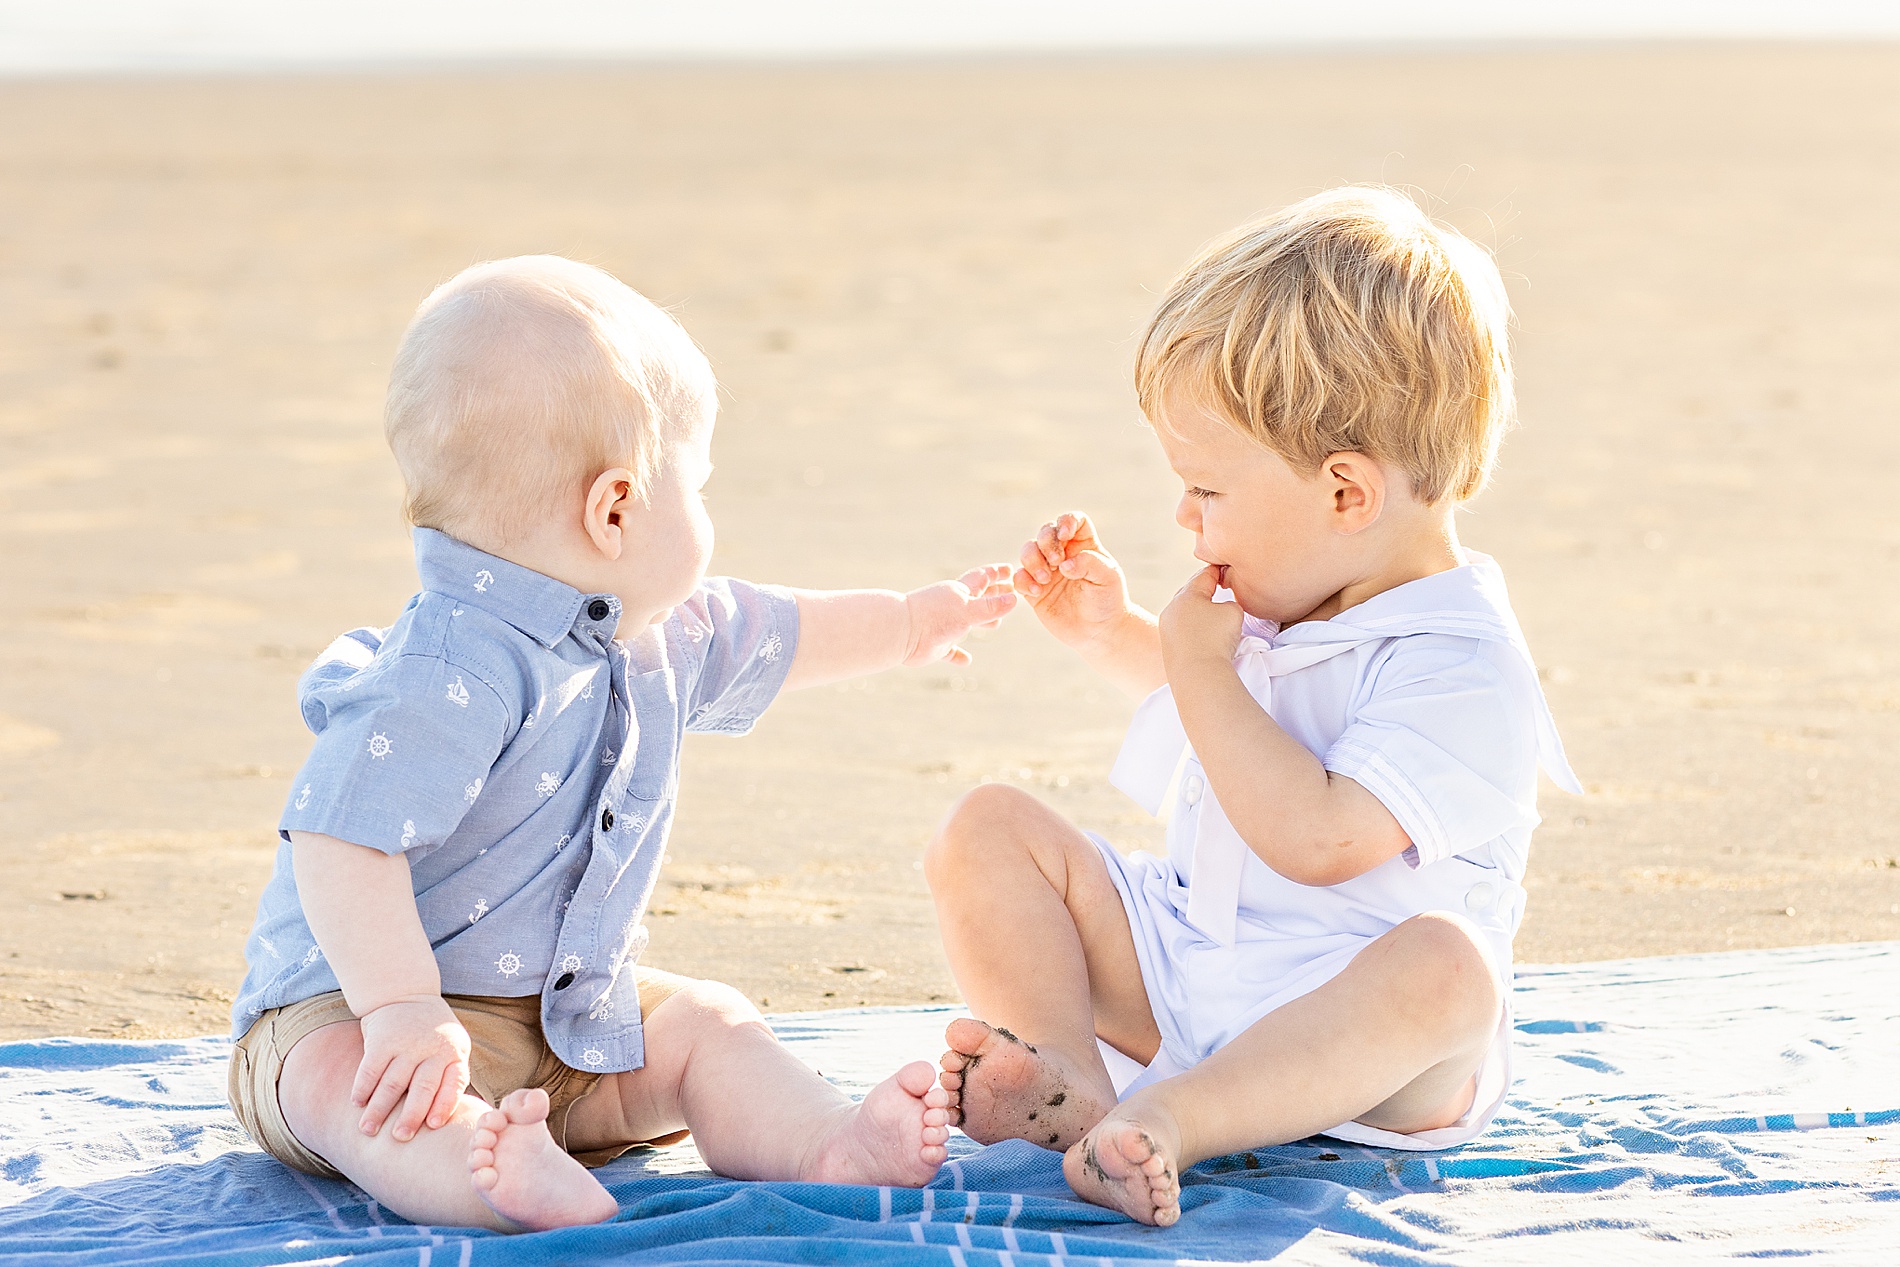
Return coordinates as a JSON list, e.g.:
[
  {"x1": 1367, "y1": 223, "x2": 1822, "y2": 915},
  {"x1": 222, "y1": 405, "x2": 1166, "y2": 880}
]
[
  {"x1": 353, "y1": 996, "x2": 472, "y2": 1142},
  {"x1": 1015, "y1": 511, "x2": 1132, "y2": 651},
  {"x1": 1159, "y1": 564, "x2": 1244, "y2": 675},
  {"x1": 902, "y1": 564, "x2": 1018, "y2": 667}
]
